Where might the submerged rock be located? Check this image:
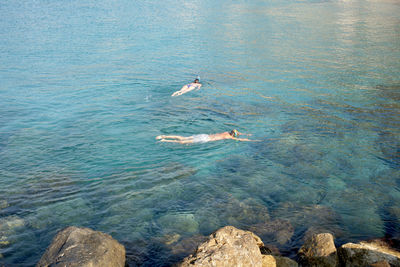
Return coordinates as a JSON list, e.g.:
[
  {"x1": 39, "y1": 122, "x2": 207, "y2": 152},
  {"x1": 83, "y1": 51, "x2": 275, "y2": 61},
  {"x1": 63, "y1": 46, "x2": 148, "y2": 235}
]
[
  {"x1": 213, "y1": 197, "x2": 270, "y2": 228},
  {"x1": 386, "y1": 206, "x2": 400, "y2": 237},
  {"x1": 330, "y1": 190, "x2": 385, "y2": 238},
  {"x1": 337, "y1": 238, "x2": 400, "y2": 267},
  {"x1": 170, "y1": 234, "x2": 208, "y2": 256},
  {"x1": 162, "y1": 233, "x2": 181, "y2": 246},
  {"x1": 0, "y1": 215, "x2": 25, "y2": 247},
  {"x1": 0, "y1": 235, "x2": 9, "y2": 247},
  {"x1": 235, "y1": 198, "x2": 271, "y2": 225},
  {"x1": 376, "y1": 131, "x2": 400, "y2": 166},
  {"x1": 30, "y1": 198, "x2": 93, "y2": 229},
  {"x1": 272, "y1": 202, "x2": 342, "y2": 238},
  {"x1": 195, "y1": 207, "x2": 221, "y2": 234},
  {"x1": 298, "y1": 233, "x2": 337, "y2": 267},
  {"x1": 157, "y1": 212, "x2": 199, "y2": 235},
  {"x1": 37, "y1": 226, "x2": 125, "y2": 267},
  {"x1": 0, "y1": 200, "x2": 8, "y2": 211},
  {"x1": 195, "y1": 196, "x2": 270, "y2": 235},
  {"x1": 0, "y1": 215, "x2": 24, "y2": 231},
  {"x1": 178, "y1": 226, "x2": 264, "y2": 267},
  {"x1": 249, "y1": 219, "x2": 294, "y2": 245}
]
